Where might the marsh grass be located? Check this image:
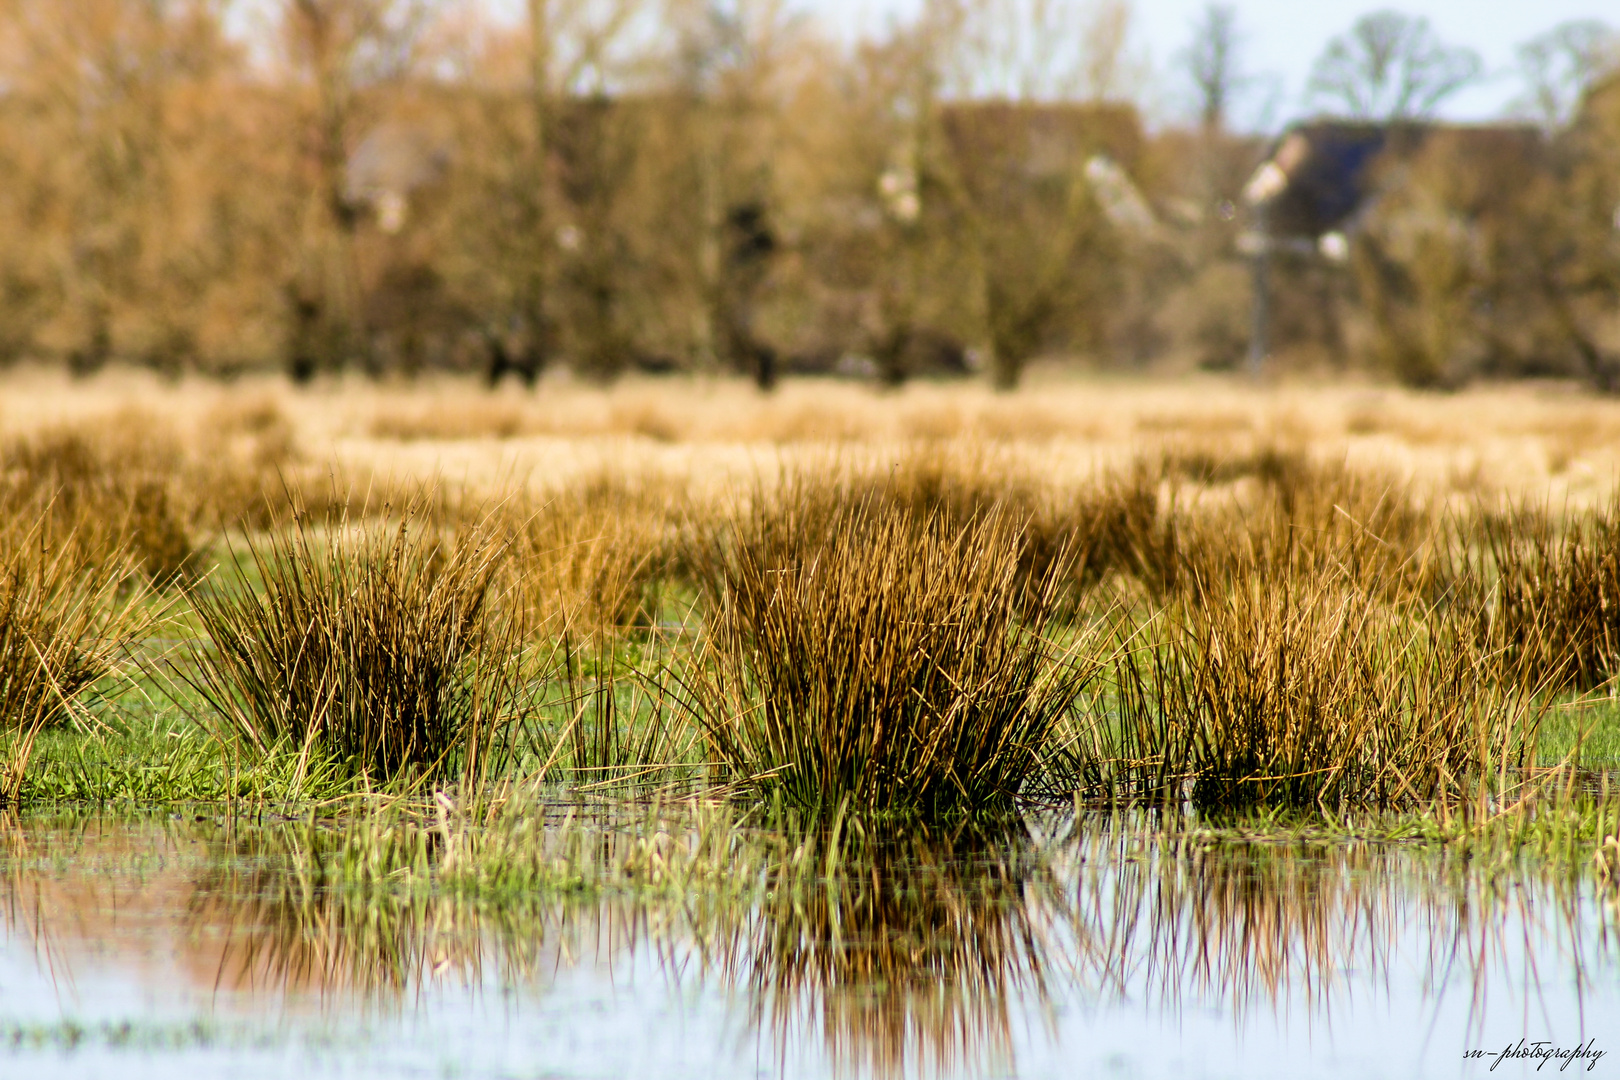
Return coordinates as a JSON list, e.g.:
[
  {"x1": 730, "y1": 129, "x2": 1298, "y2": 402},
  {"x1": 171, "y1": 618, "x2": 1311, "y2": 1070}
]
[
  {"x1": 1539, "y1": 696, "x2": 1620, "y2": 766},
  {"x1": 678, "y1": 485, "x2": 1105, "y2": 815},
  {"x1": 1, "y1": 427, "x2": 197, "y2": 586},
  {"x1": 5, "y1": 415, "x2": 1620, "y2": 820},
  {"x1": 16, "y1": 710, "x2": 358, "y2": 804},
  {"x1": 794, "y1": 453, "x2": 1173, "y2": 606},
  {"x1": 1053, "y1": 576, "x2": 1545, "y2": 811},
  {"x1": 0, "y1": 519, "x2": 148, "y2": 805},
  {"x1": 0, "y1": 407, "x2": 442, "y2": 595},
  {"x1": 10, "y1": 381, "x2": 1620, "y2": 1075},
  {"x1": 1473, "y1": 502, "x2": 1620, "y2": 694},
  {"x1": 1175, "y1": 456, "x2": 1447, "y2": 603},
  {"x1": 175, "y1": 495, "x2": 534, "y2": 787},
  {"x1": 501, "y1": 476, "x2": 687, "y2": 633},
  {"x1": 544, "y1": 633, "x2": 705, "y2": 791}
]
